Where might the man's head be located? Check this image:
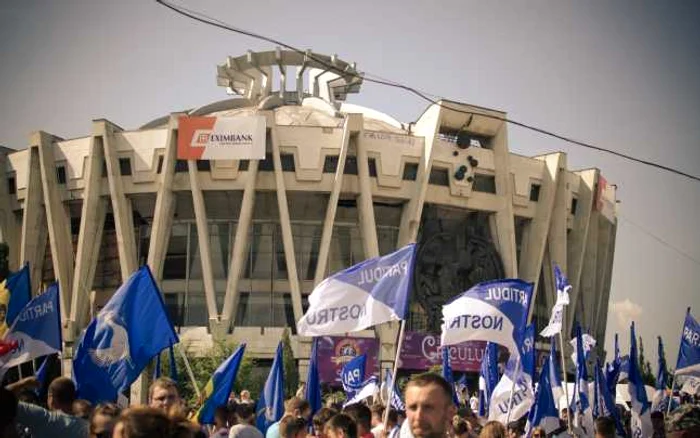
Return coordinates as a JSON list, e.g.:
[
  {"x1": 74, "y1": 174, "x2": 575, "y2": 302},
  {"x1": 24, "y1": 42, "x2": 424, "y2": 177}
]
[
  {"x1": 666, "y1": 404, "x2": 700, "y2": 438},
  {"x1": 343, "y1": 403, "x2": 372, "y2": 435},
  {"x1": 48, "y1": 377, "x2": 77, "y2": 414},
  {"x1": 280, "y1": 415, "x2": 308, "y2": 438},
  {"x1": 73, "y1": 399, "x2": 93, "y2": 419},
  {"x1": 214, "y1": 405, "x2": 229, "y2": 429},
  {"x1": 594, "y1": 416, "x2": 615, "y2": 438},
  {"x1": 313, "y1": 407, "x2": 338, "y2": 438},
  {"x1": 559, "y1": 407, "x2": 569, "y2": 422},
  {"x1": 236, "y1": 402, "x2": 256, "y2": 425},
  {"x1": 370, "y1": 405, "x2": 384, "y2": 427},
  {"x1": 89, "y1": 403, "x2": 121, "y2": 438},
  {"x1": 240, "y1": 390, "x2": 251, "y2": 402},
  {"x1": 285, "y1": 396, "x2": 312, "y2": 418},
  {"x1": 404, "y1": 373, "x2": 456, "y2": 438},
  {"x1": 112, "y1": 406, "x2": 172, "y2": 438},
  {"x1": 148, "y1": 377, "x2": 181, "y2": 413},
  {"x1": 325, "y1": 413, "x2": 358, "y2": 438}
]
